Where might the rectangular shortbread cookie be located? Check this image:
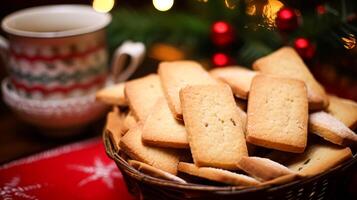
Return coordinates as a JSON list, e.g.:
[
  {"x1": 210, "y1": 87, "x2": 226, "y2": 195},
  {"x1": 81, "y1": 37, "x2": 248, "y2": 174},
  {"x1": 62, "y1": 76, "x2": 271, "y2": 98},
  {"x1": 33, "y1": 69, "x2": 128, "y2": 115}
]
[
  {"x1": 158, "y1": 61, "x2": 217, "y2": 119},
  {"x1": 210, "y1": 66, "x2": 257, "y2": 99},
  {"x1": 253, "y1": 47, "x2": 328, "y2": 110},
  {"x1": 327, "y1": 95, "x2": 357, "y2": 129},
  {"x1": 119, "y1": 124, "x2": 180, "y2": 174},
  {"x1": 124, "y1": 74, "x2": 164, "y2": 121},
  {"x1": 96, "y1": 82, "x2": 127, "y2": 106},
  {"x1": 287, "y1": 142, "x2": 352, "y2": 177},
  {"x1": 237, "y1": 156, "x2": 295, "y2": 181},
  {"x1": 128, "y1": 160, "x2": 186, "y2": 183},
  {"x1": 142, "y1": 98, "x2": 189, "y2": 148},
  {"x1": 309, "y1": 111, "x2": 357, "y2": 147},
  {"x1": 246, "y1": 75, "x2": 308, "y2": 153},
  {"x1": 180, "y1": 84, "x2": 248, "y2": 170},
  {"x1": 178, "y1": 162, "x2": 260, "y2": 186}
]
